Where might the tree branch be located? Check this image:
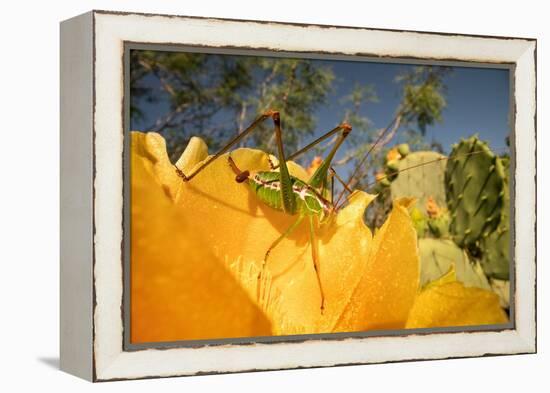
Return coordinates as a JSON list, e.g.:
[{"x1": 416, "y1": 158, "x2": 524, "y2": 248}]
[{"x1": 237, "y1": 101, "x2": 248, "y2": 134}]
